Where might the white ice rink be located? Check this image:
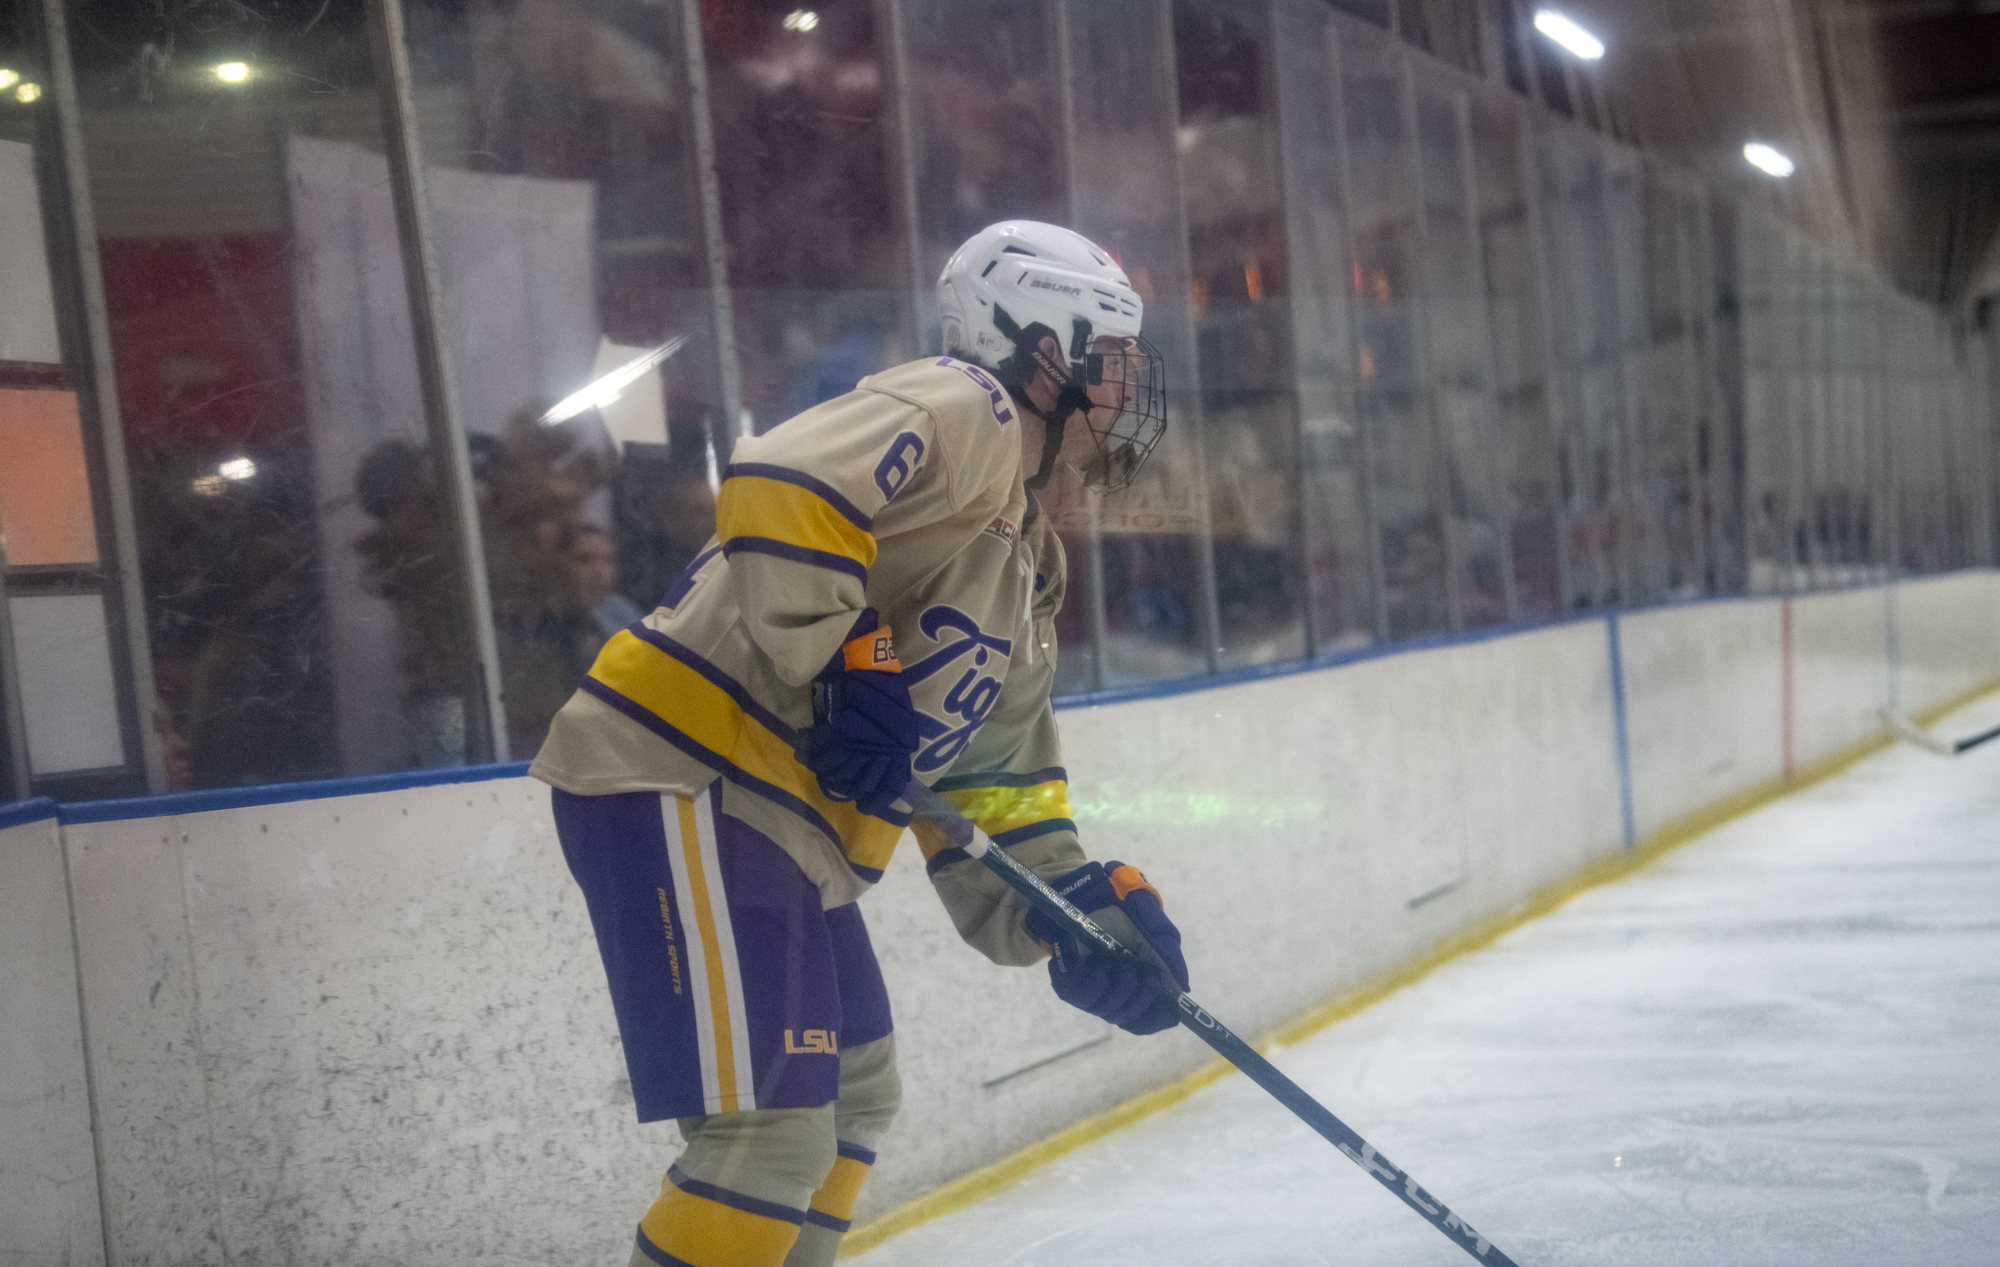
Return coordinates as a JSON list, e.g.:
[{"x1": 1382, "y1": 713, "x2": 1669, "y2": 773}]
[{"x1": 851, "y1": 693, "x2": 2000, "y2": 1267}]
